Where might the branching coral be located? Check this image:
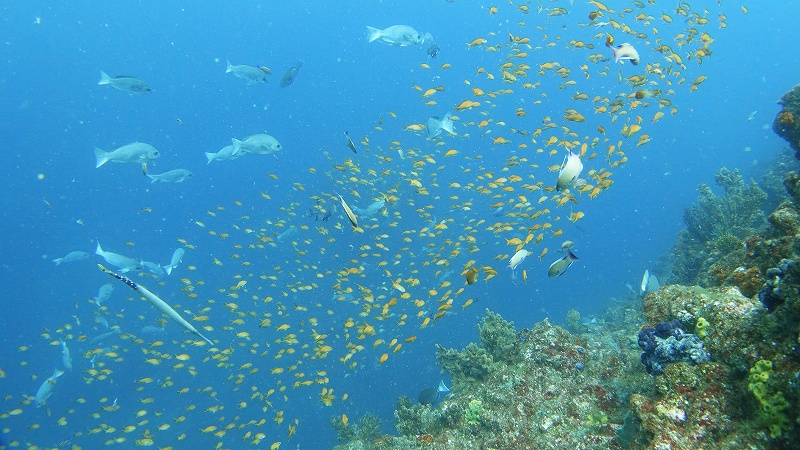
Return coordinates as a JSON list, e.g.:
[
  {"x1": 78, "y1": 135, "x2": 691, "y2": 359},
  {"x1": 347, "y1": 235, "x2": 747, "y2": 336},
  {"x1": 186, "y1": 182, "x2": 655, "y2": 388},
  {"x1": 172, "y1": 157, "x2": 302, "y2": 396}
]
[{"x1": 683, "y1": 167, "x2": 767, "y2": 245}]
